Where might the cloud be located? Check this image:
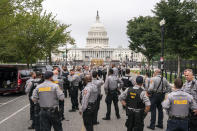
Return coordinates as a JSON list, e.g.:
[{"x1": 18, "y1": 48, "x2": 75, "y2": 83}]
[{"x1": 42, "y1": 0, "x2": 159, "y2": 48}]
